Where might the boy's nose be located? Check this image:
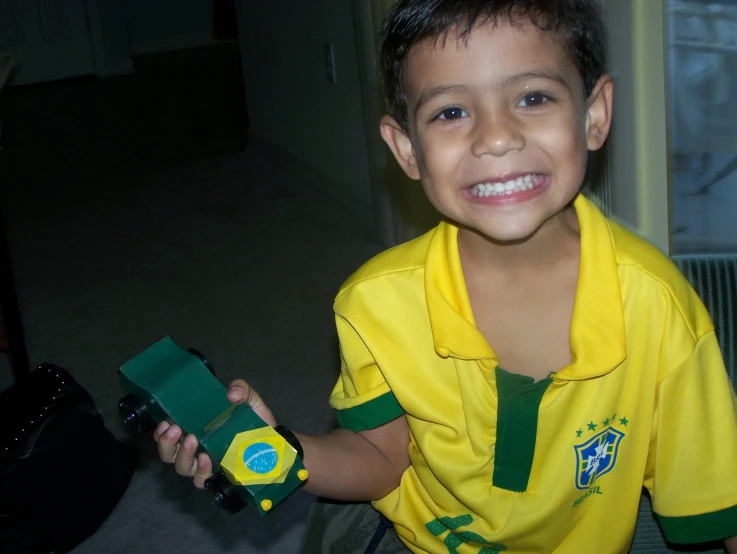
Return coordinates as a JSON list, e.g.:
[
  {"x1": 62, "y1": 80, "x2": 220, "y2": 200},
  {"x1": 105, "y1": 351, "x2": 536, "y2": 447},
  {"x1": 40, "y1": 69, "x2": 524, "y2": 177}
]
[{"x1": 471, "y1": 111, "x2": 525, "y2": 158}]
